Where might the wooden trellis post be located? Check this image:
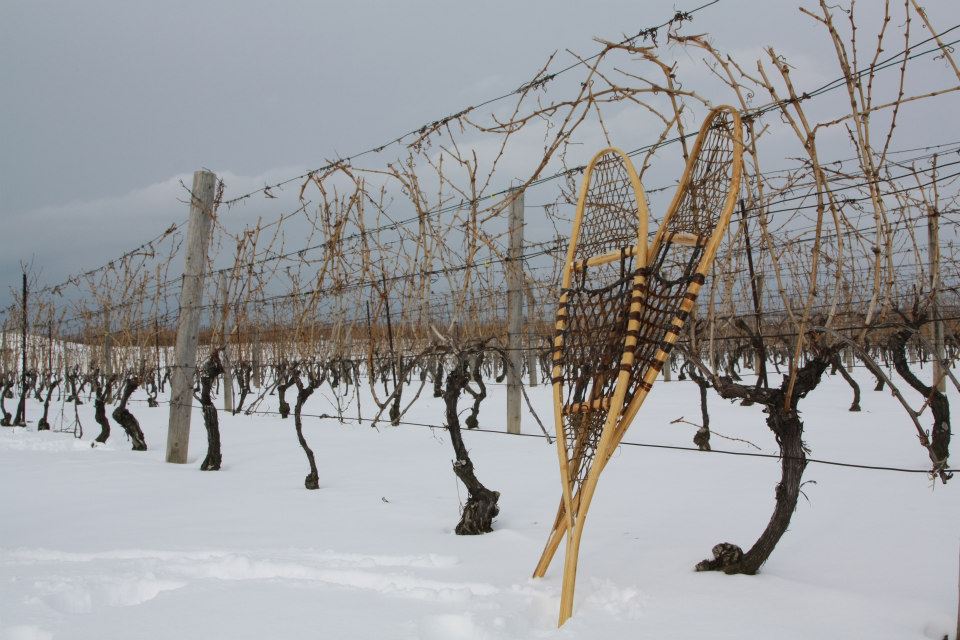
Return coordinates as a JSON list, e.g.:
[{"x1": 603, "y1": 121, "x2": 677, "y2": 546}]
[
  {"x1": 102, "y1": 305, "x2": 113, "y2": 379},
  {"x1": 154, "y1": 318, "x2": 163, "y2": 392},
  {"x1": 46, "y1": 320, "x2": 53, "y2": 376},
  {"x1": 1, "y1": 318, "x2": 8, "y2": 378},
  {"x1": 506, "y1": 188, "x2": 524, "y2": 435},
  {"x1": 929, "y1": 206, "x2": 946, "y2": 392},
  {"x1": 13, "y1": 272, "x2": 27, "y2": 427},
  {"x1": 166, "y1": 169, "x2": 216, "y2": 464},
  {"x1": 217, "y1": 272, "x2": 235, "y2": 413},
  {"x1": 252, "y1": 327, "x2": 263, "y2": 388}
]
